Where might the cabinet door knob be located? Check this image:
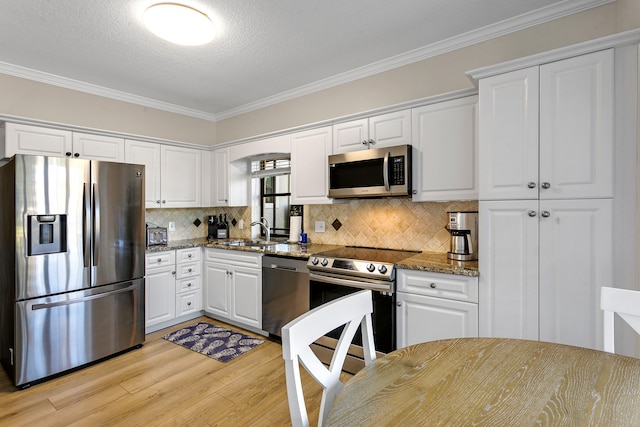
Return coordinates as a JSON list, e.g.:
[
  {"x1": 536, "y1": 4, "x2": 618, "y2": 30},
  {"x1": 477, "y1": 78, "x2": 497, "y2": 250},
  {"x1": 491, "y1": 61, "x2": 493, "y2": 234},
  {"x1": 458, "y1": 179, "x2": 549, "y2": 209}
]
[
  {"x1": 396, "y1": 302, "x2": 402, "y2": 307},
  {"x1": 172, "y1": 271, "x2": 176, "y2": 275},
  {"x1": 541, "y1": 211, "x2": 551, "y2": 218},
  {"x1": 74, "y1": 153, "x2": 80, "y2": 157},
  {"x1": 157, "y1": 258, "x2": 162, "y2": 263},
  {"x1": 187, "y1": 283, "x2": 192, "y2": 287},
  {"x1": 362, "y1": 140, "x2": 368, "y2": 145},
  {"x1": 156, "y1": 200, "x2": 161, "y2": 204},
  {"x1": 430, "y1": 283, "x2": 436, "y2": 289},
  {"x1": 368, "y1": 139, "x2": 375, "y2": 145},
  {"x1": 162, "y1": 200, "x2": 166, "y2": 204},
  {"x1": 187, "y1": 302, "x2": 192, "y2": 306},
  {"x1": 65, "y1": 152, "x2": 72, "y2": 157},
  {"x1": 188, "y1": 268, "x2": 192, "y2": 273},
  {"x1": 541, "y1": 182, "x2": 551, "y2": 189},
  {"x1": 188, "y1": 254, "x2": 192, "y2": 258},
  {"x1": 527, "y1": 182, "x2": 537, "y2": 189},
  {"x1": 528, "y1": 210, "x2": 537, "y2": 217}
]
